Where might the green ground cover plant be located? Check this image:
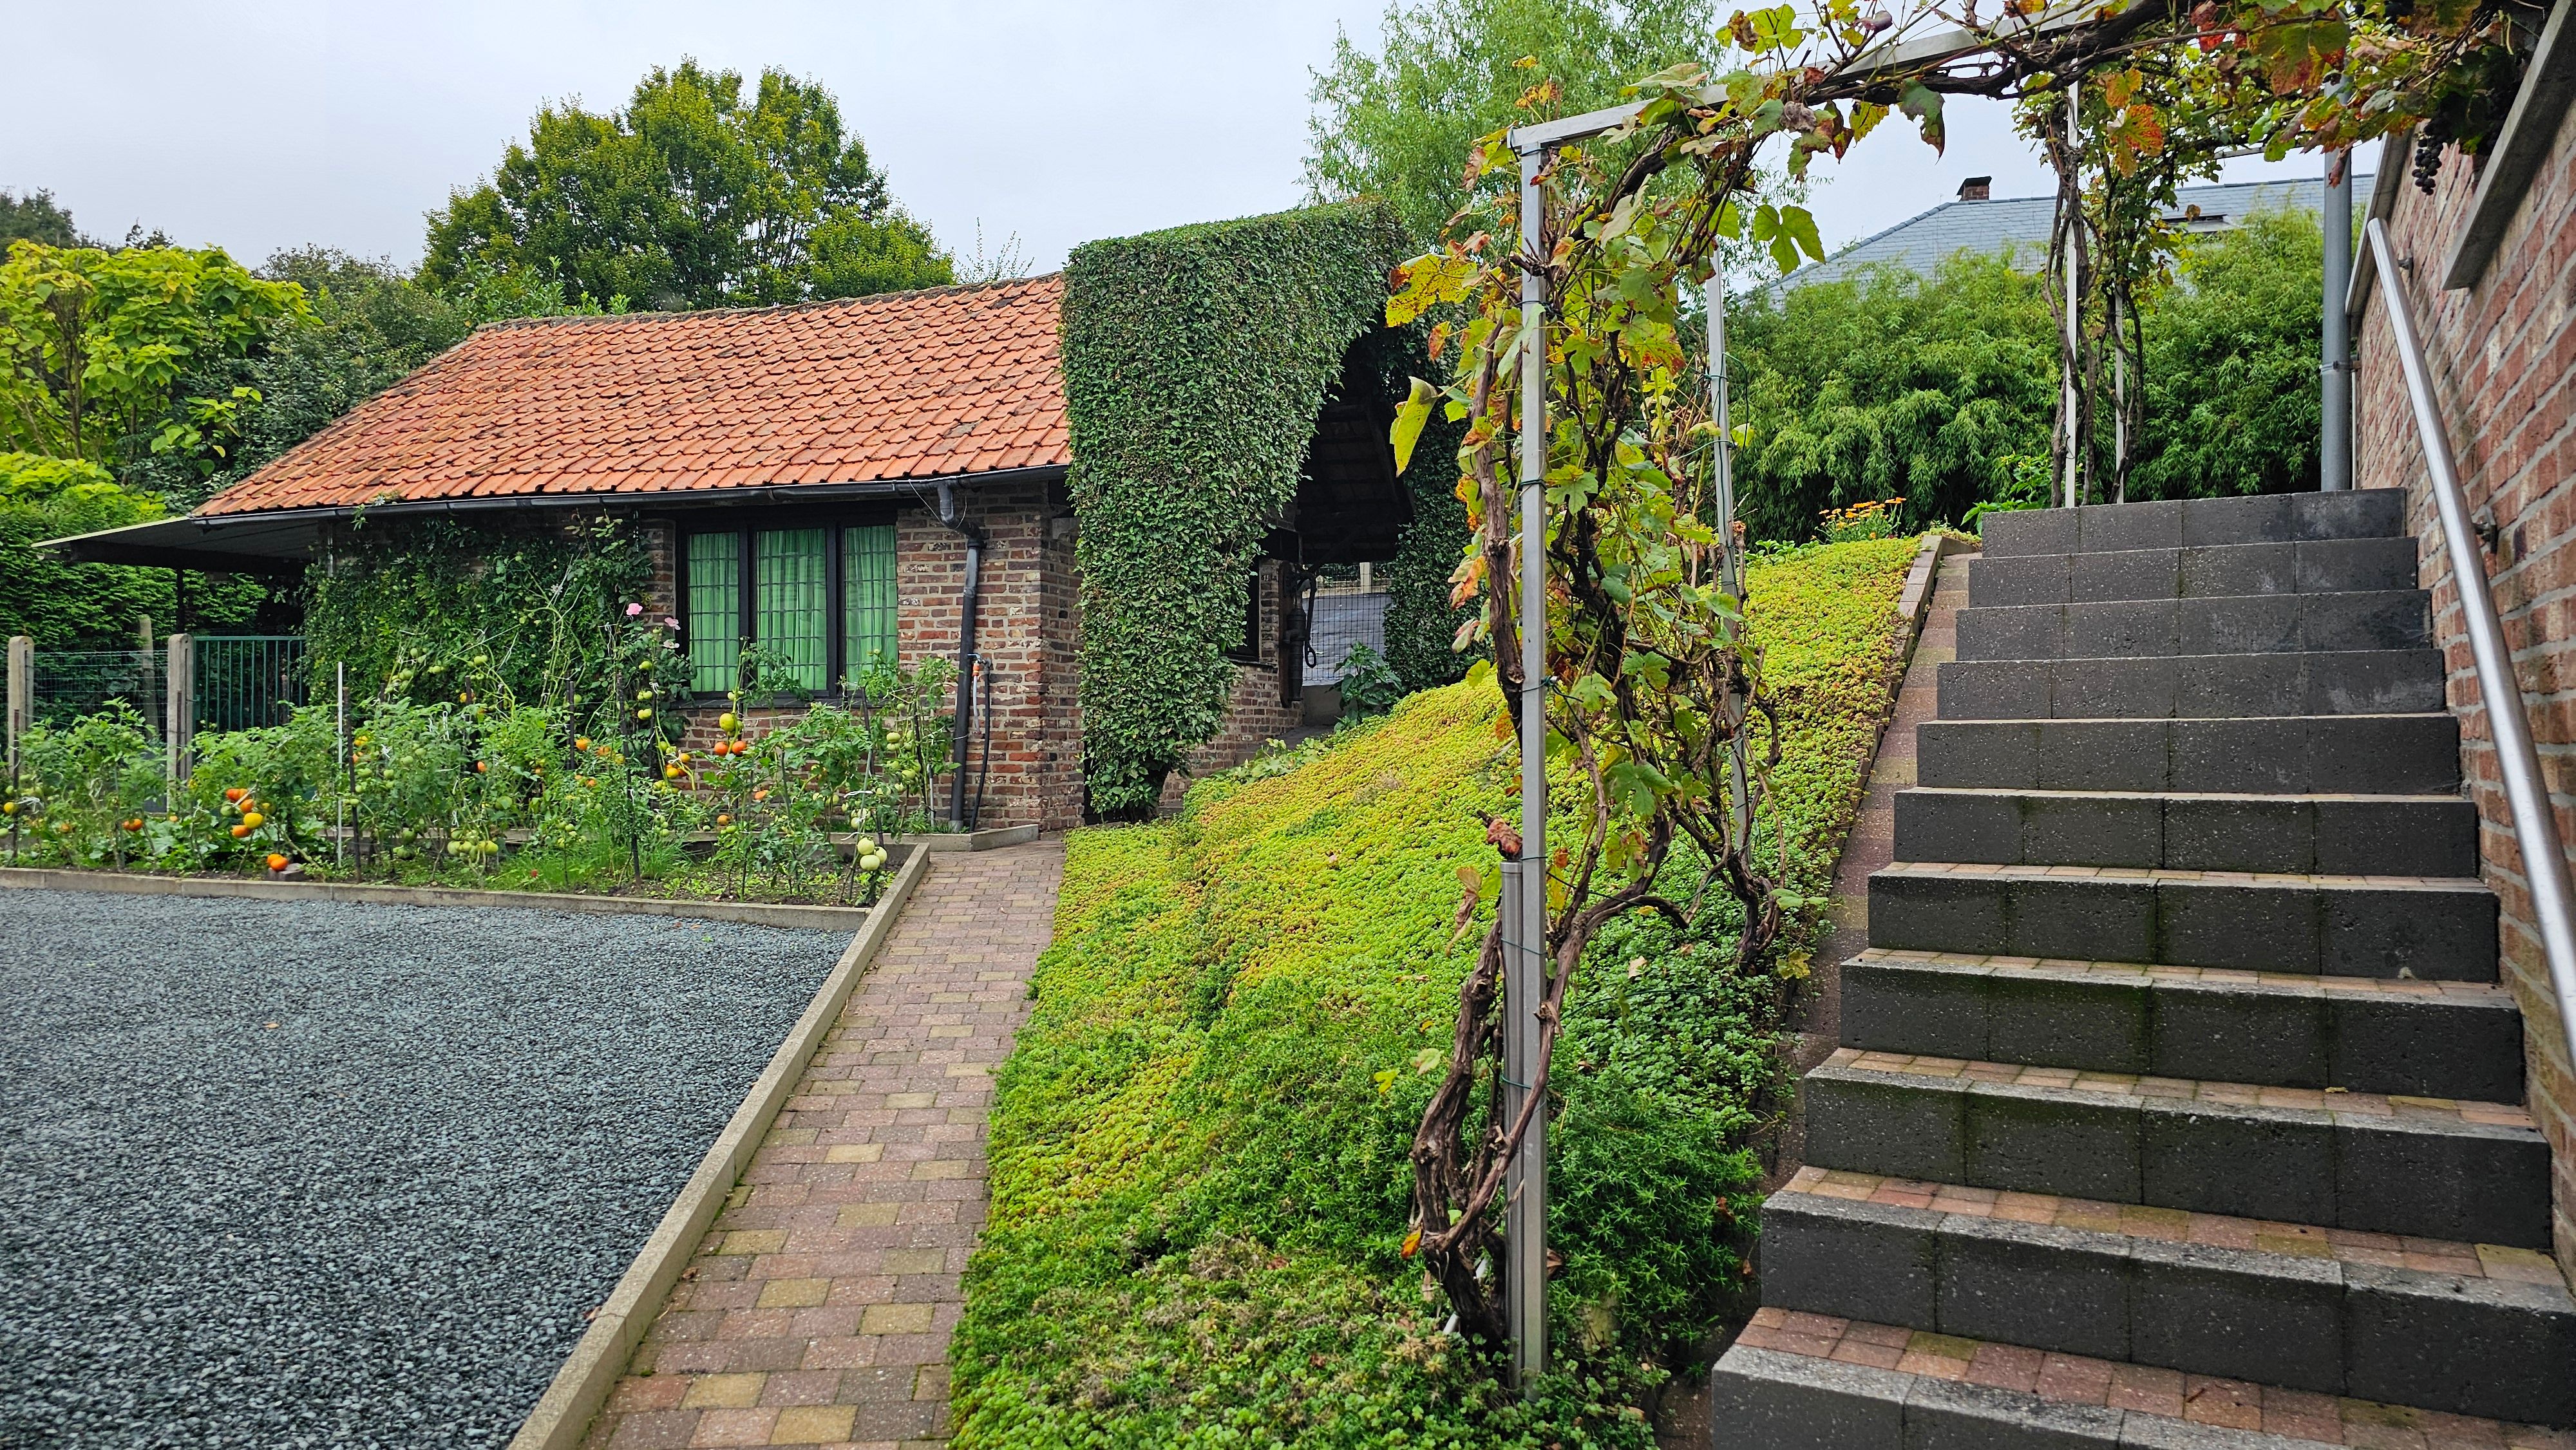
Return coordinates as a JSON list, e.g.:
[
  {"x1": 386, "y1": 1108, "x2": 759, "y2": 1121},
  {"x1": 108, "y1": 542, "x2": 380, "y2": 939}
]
[{"x1": 953, "y1": 536, "x2": 1919, "y2": 1447}]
